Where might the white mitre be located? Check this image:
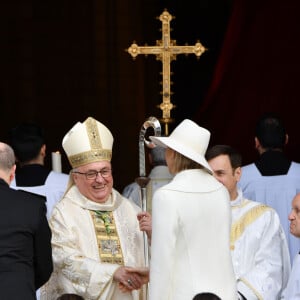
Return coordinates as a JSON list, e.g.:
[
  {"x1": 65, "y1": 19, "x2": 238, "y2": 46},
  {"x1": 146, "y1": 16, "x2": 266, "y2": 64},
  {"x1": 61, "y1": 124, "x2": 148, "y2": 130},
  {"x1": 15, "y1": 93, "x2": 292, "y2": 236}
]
[{"x1": 62, "y1": 117, "x2": 113, "y2": 169}]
